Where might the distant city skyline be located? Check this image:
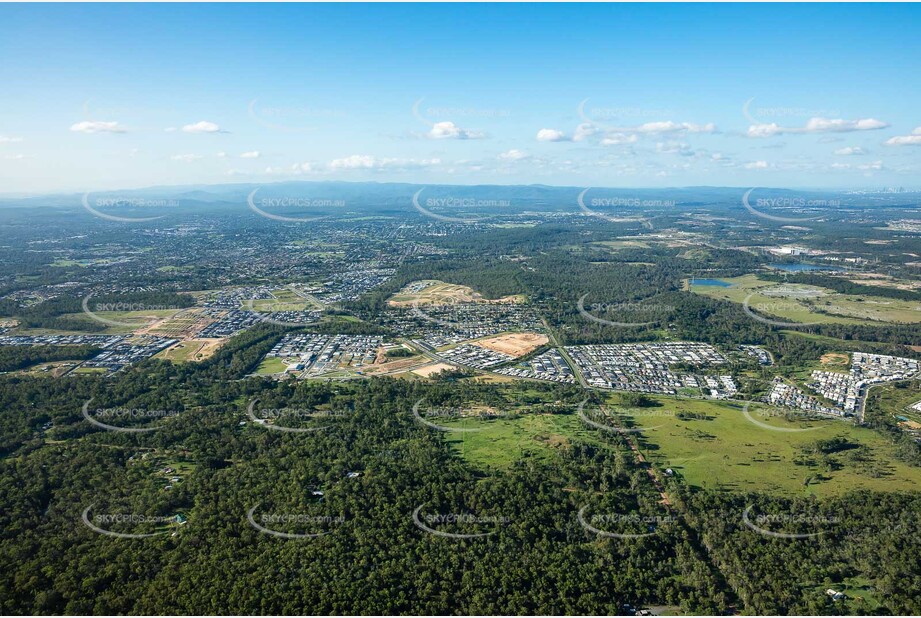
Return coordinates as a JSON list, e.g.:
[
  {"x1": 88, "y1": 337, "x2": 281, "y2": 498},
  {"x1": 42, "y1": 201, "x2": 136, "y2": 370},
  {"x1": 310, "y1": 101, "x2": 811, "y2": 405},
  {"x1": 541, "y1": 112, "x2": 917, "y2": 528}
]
[{"x1": 2, "y1": 3, "x2": 921, "y2": 193}]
